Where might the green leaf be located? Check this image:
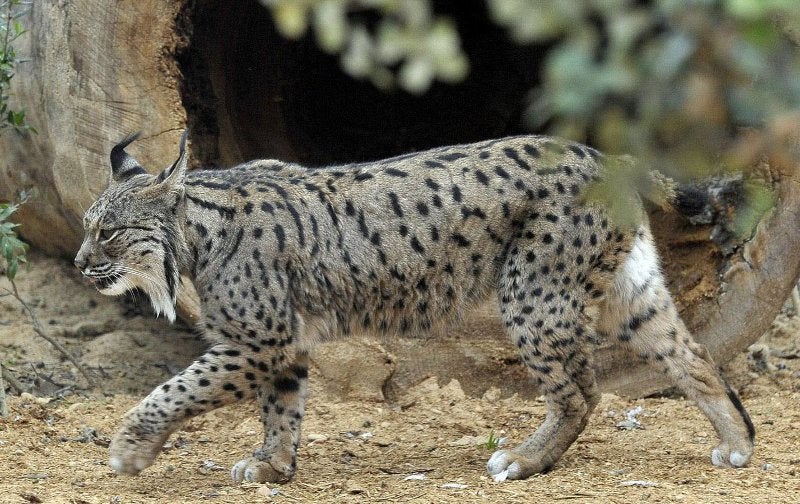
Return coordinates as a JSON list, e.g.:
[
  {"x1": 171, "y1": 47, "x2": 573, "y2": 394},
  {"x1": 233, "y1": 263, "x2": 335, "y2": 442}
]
[
  {"x1": 0, "y1": 221, "x2": 18, "y2": 233},
  {"x1": 0, "y1": 204, "x2": 17, "y2": 220},
  {"x1": 7, "y1": 259, "x2": 18, "y2": 281},
  {"x1": 272, "y1": 1, "x2": 310, "y2": 39},
  {"x1": 313, "y1": 0, "x2": 348, "y2": 53},
  {"x1": 2, "y1": 239, "x2": 12, "y2": 262}
]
